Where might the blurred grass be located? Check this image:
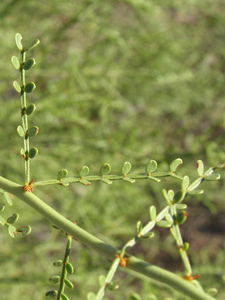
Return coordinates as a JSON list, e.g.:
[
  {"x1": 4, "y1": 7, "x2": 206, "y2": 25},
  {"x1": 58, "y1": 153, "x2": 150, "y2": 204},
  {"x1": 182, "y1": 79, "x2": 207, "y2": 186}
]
[{"x1": 0, "y1": 0, "x2": 225, "y2": 299}]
